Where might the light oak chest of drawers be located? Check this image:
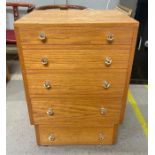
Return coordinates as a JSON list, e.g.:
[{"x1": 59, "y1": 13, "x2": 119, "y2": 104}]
[{"x1": 15, "y1": 10, "x2": 139, "y2": 145}]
